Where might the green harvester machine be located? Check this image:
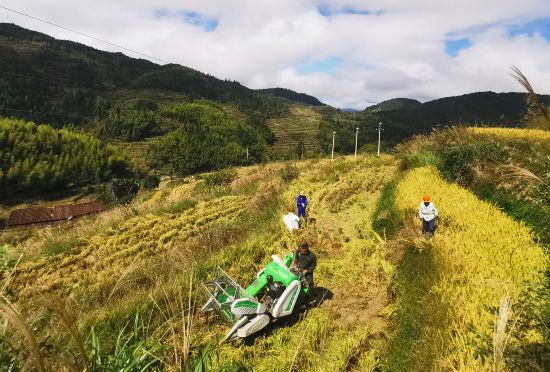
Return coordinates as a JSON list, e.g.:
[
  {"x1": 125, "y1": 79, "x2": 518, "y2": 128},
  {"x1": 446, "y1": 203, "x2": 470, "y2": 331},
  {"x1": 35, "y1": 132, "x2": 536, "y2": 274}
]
[{"x1": 201, "y1": 252, "x2": 309, "y2": 341}]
